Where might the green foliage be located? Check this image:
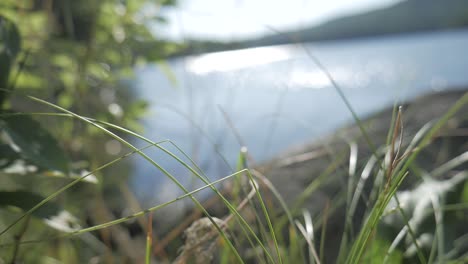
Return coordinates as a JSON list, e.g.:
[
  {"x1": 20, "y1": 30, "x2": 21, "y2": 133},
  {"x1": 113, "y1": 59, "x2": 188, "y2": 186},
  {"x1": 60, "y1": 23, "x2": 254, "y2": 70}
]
[
  {"x1": 0, "y1": 0, "x2": 183, "y2": 262},
  {"x1": 0, "y1": 190, "x2": 80, "y2": 232},
  {"x1": 1, "y1": 0, "x2": 179, "y2": 130},
  {"x1": 362, "y1": 238, "x2": 403, "y2": 263},
  {"x1": 0, "y1": 114, "x2": 69, "y2": 173},
  {"x1": 0, "y1": 0, "x2": 180, "y2": 184}
]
